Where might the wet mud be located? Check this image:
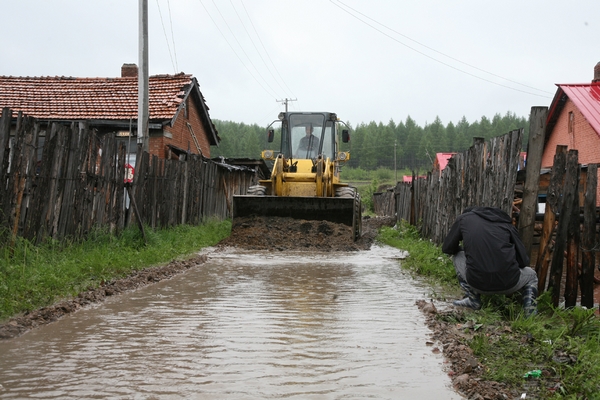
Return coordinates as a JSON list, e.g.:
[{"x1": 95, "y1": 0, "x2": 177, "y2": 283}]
[
  {"x1": 218, "y1": 215, "x2": 391, "y2": 252},
  {"x1": 0, "y1": 216, "x2": 394, "y2": 340},
  {"x1": 0, "y1": 236, "x2": 460, "y2": 399},
  {"x1": 0, "y1": 255, "x2": 209, "y2": 340},
  {"x1": 0, "y1": 215, "x2": 508, "y2": 399},
  {"x1": 416, "y1": 300, "x2": 517, "y2": 399}
]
